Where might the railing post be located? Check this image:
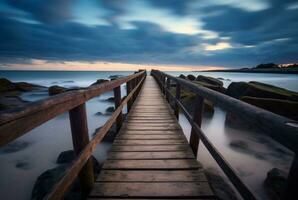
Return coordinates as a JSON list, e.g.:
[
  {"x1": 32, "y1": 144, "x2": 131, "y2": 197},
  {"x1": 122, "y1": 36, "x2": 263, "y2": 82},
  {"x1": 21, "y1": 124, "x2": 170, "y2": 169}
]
[
  {"x1": 189, "y1": 95, "x2": 204, "y2": 156},
  {"x1": 174, "y1": 83, "x2": 181, "y2": 119},
  {"x1": 69, "y1": 103, "x2": 94, "y2": 196},
  {"x1": 162, "y1": 75, "x2": 166, "y2": 95},
  {"x1": 166, "y1": 78, "x2": 170, "y2": 102},
  {"x1": 132, "y1": 78, "x2": 137, "y2": 102},
  {"x1": 284, "y1": 155, "x2": 298, "y2": 199},
  {"x1": 126, "y1": 80, "x2": 132, "y2": 112},
  {"x1": 113, "y1": 85, "x2": 123, "y2": 131}
]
